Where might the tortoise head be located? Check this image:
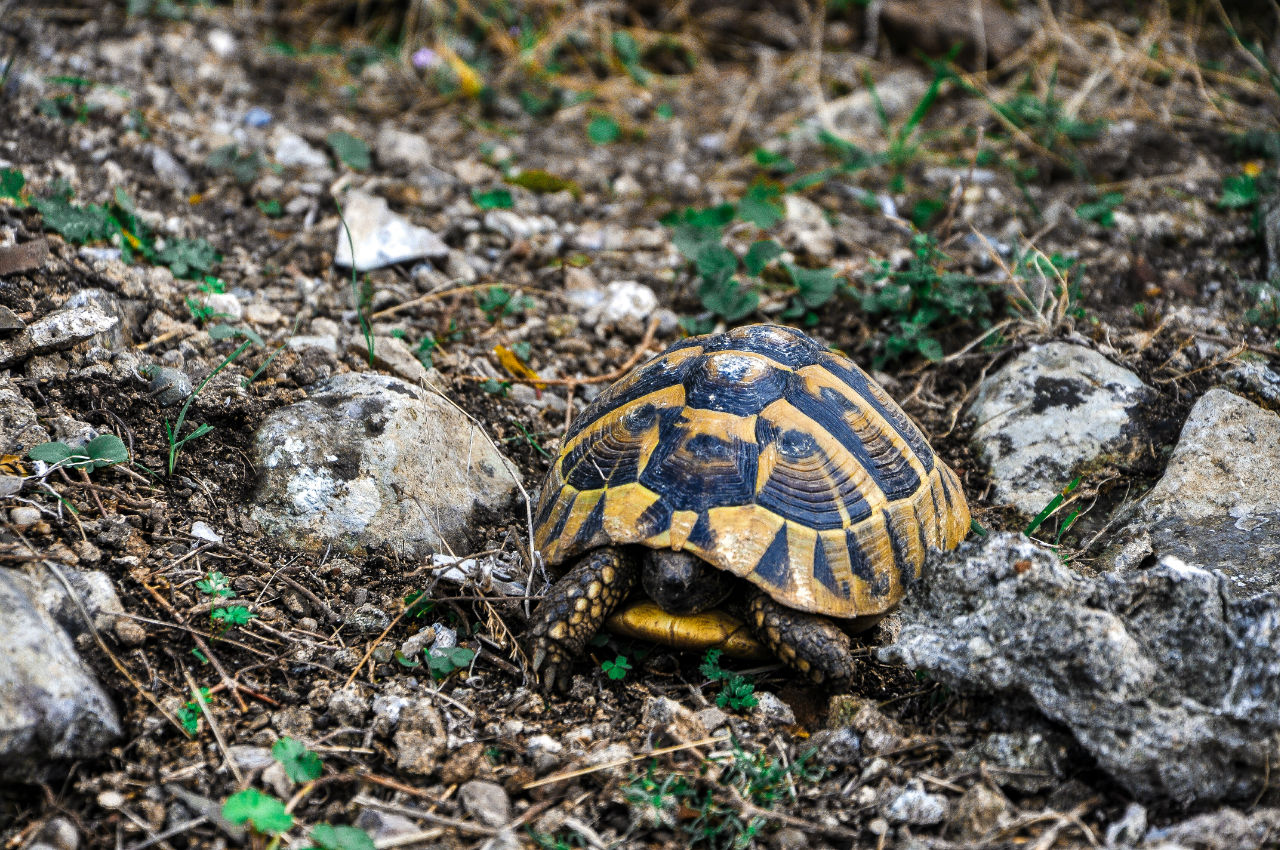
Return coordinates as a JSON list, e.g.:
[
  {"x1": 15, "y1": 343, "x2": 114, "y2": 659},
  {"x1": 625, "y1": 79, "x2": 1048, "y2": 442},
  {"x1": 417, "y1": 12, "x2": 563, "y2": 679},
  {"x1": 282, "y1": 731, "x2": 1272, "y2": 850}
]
[{"x1": 639, "y1": 547, "x2": 734, "y2": 615}]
